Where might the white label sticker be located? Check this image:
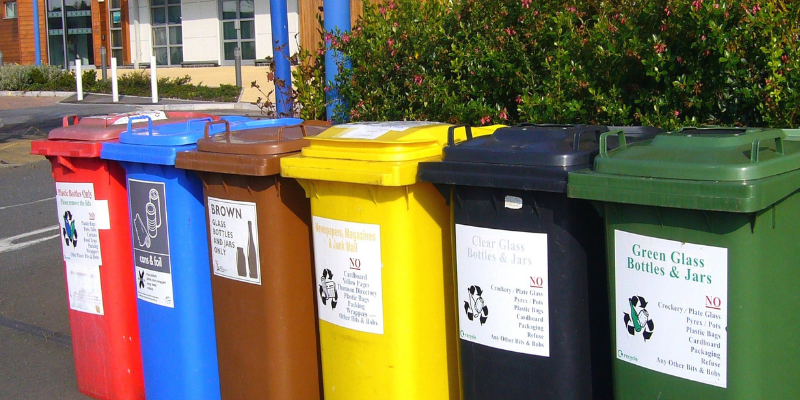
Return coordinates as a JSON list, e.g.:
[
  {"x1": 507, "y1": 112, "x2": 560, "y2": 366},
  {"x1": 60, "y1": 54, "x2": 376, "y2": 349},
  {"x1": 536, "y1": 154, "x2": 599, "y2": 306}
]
[
  {"x1": 55, "y1": 182, "x2": 103, "y2": 266},
  {"x1": 93, "y1": 200, "x2": 110, "y2": 230},
  {"x1": 110, "y1": 111, "x2": 168, "y2": 125},
  {"x1": 207, "y1": 197, "x2": 261, "y2": 285},
  {"x1": 504, "y1": 196, "x2": 523, "y2": 210},
  {"x1": 312, "y1": 216, "x2": 383, "y2": 334},
  {"x1": 455, "y1": 224, "x2": 550, "y2": 356},
  {"x1": 128, "y1": 179, "x2": 174, "y2": 308},
  {"x1": 615, "y1": 230, "x2": 728, "y2": 388},
  {"x1": 65, "y1": 261, "x2": 104, "y2": 315},
  {"x1": 338, "y1": 121, "x2": 434, "y2": 139}
]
